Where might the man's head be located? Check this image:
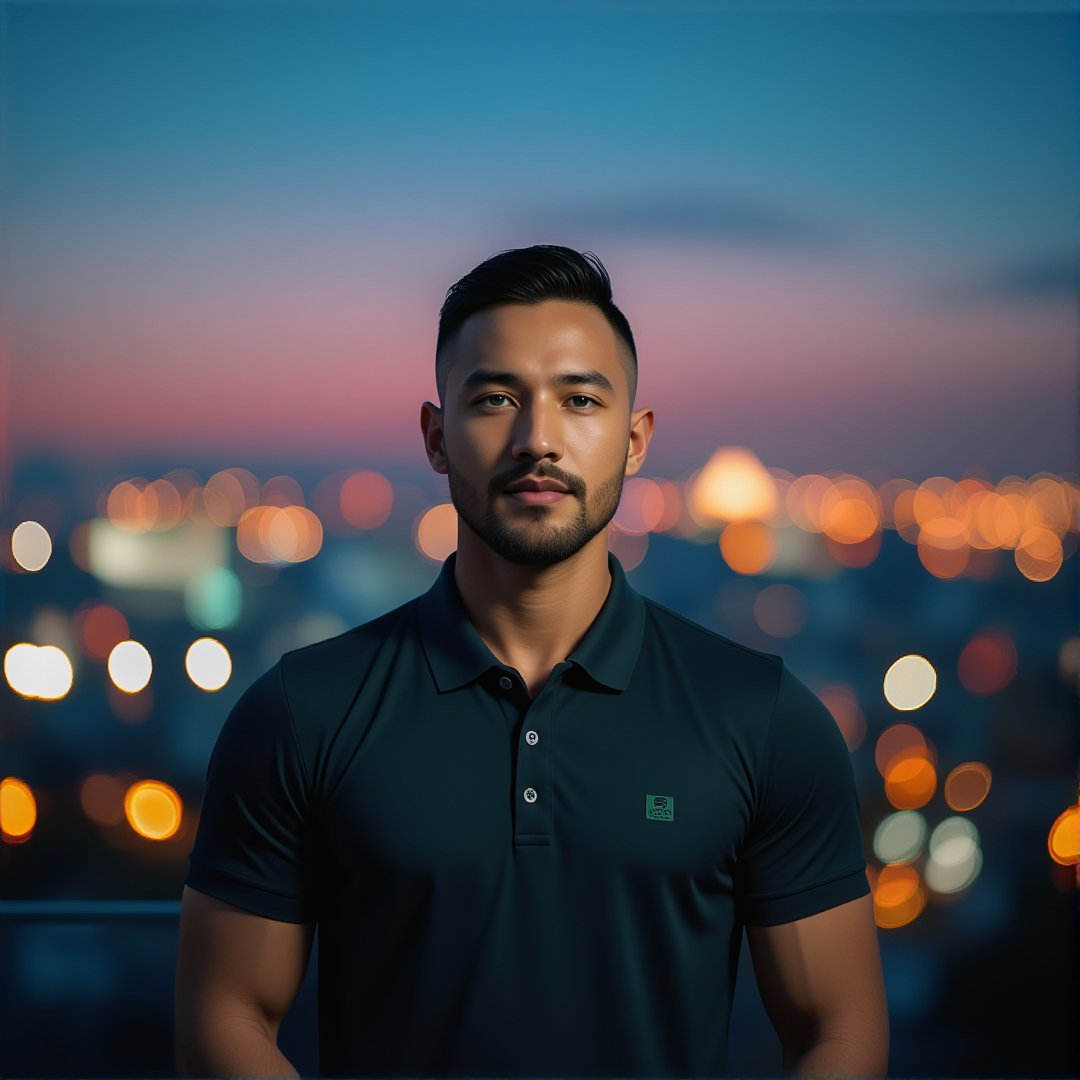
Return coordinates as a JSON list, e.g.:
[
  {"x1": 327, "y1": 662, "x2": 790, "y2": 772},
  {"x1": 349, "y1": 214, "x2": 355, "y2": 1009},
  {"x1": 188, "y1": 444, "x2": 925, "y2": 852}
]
[
  {"x1": 435, "y1": 245, "x2": 638, "y2": 407},
  {"x1": 421, "y1": 245, "x2": 652, "y2": 568}
]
